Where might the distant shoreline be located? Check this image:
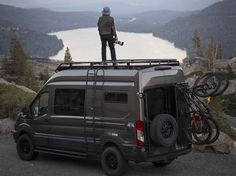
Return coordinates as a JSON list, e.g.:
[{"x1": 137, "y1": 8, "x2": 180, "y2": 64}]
[{"x1": 49, "y1": 27, "x2": 186, "y2": 62}]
